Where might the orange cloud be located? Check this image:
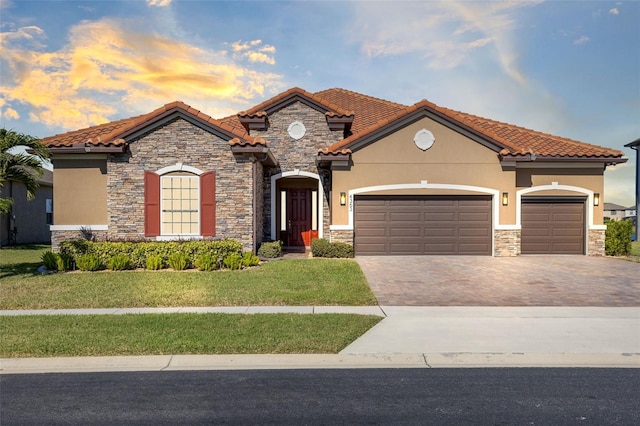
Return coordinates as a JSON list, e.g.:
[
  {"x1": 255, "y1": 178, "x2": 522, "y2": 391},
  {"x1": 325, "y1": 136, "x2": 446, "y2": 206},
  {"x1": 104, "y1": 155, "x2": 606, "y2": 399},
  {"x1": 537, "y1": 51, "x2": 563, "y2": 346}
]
[
  {"x1": 232, "y1": 40, "x2": 277, "y2": 64},
  {"x1": 1, "y1": 19, "x2": 282, "y2": 130}
]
